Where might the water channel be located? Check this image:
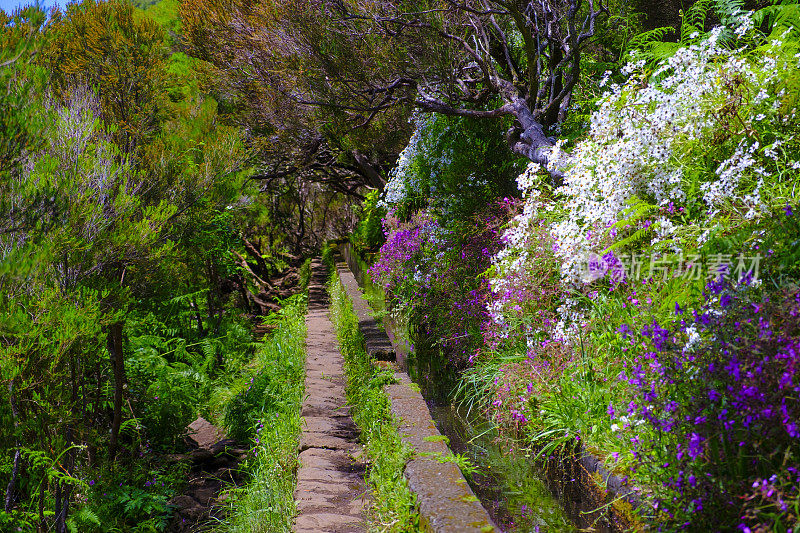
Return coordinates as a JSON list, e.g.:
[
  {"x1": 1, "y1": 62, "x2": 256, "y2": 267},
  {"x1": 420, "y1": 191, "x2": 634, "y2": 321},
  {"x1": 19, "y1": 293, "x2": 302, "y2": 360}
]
[{"x1": 339, "y1": 244, "x2": 586, "y2": 532}]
